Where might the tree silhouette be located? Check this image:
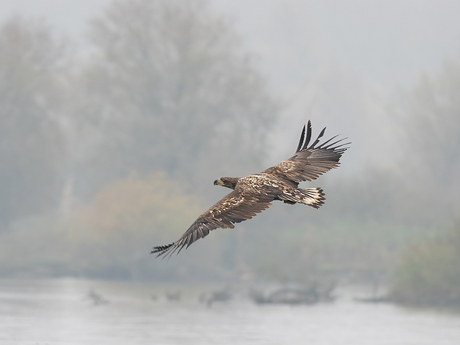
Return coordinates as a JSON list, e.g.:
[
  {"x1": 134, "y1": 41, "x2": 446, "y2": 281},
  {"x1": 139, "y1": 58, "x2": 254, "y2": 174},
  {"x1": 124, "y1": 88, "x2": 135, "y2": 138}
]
[
  {"x1": 0, "y1": 17, "x2": 65, "y2": 228},
  {"x1": 72, "y1": 0, "x2": 277, "y2": 198}
]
